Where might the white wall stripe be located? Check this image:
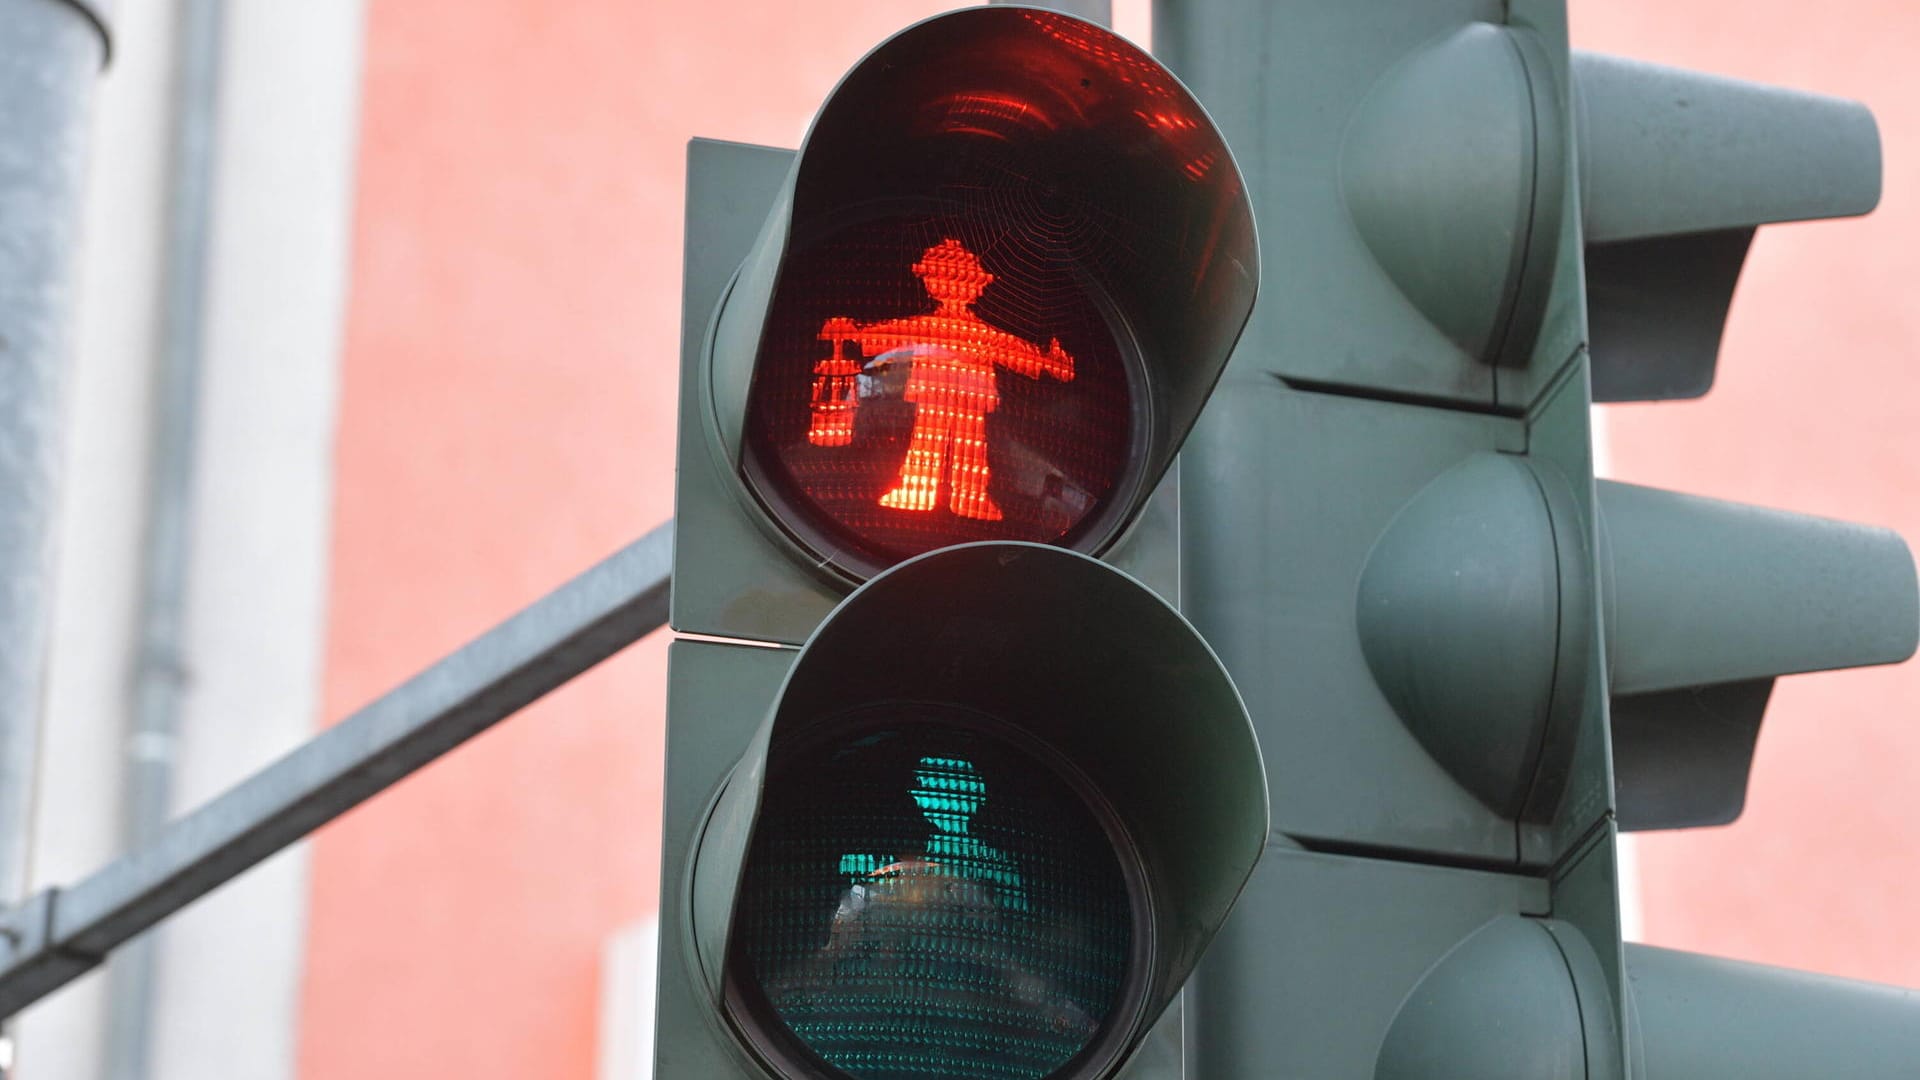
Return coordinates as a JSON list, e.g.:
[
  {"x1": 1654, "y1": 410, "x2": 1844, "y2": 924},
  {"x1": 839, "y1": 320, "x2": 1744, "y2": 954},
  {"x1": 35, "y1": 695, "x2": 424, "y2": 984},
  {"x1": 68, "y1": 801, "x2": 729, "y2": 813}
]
[
  {"x1": 600, "y1": 918, "x2": 661, "y2": 1080},
  {"x1": 1591, "y1": 404, "x2": 1646, "y2": 944},
  {"x1": 15, "y1": 2, "x2": 366, "y2": 1077},
  {"x1": 144, "y1": 3, "x2": 365, "y2": 1078}
]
